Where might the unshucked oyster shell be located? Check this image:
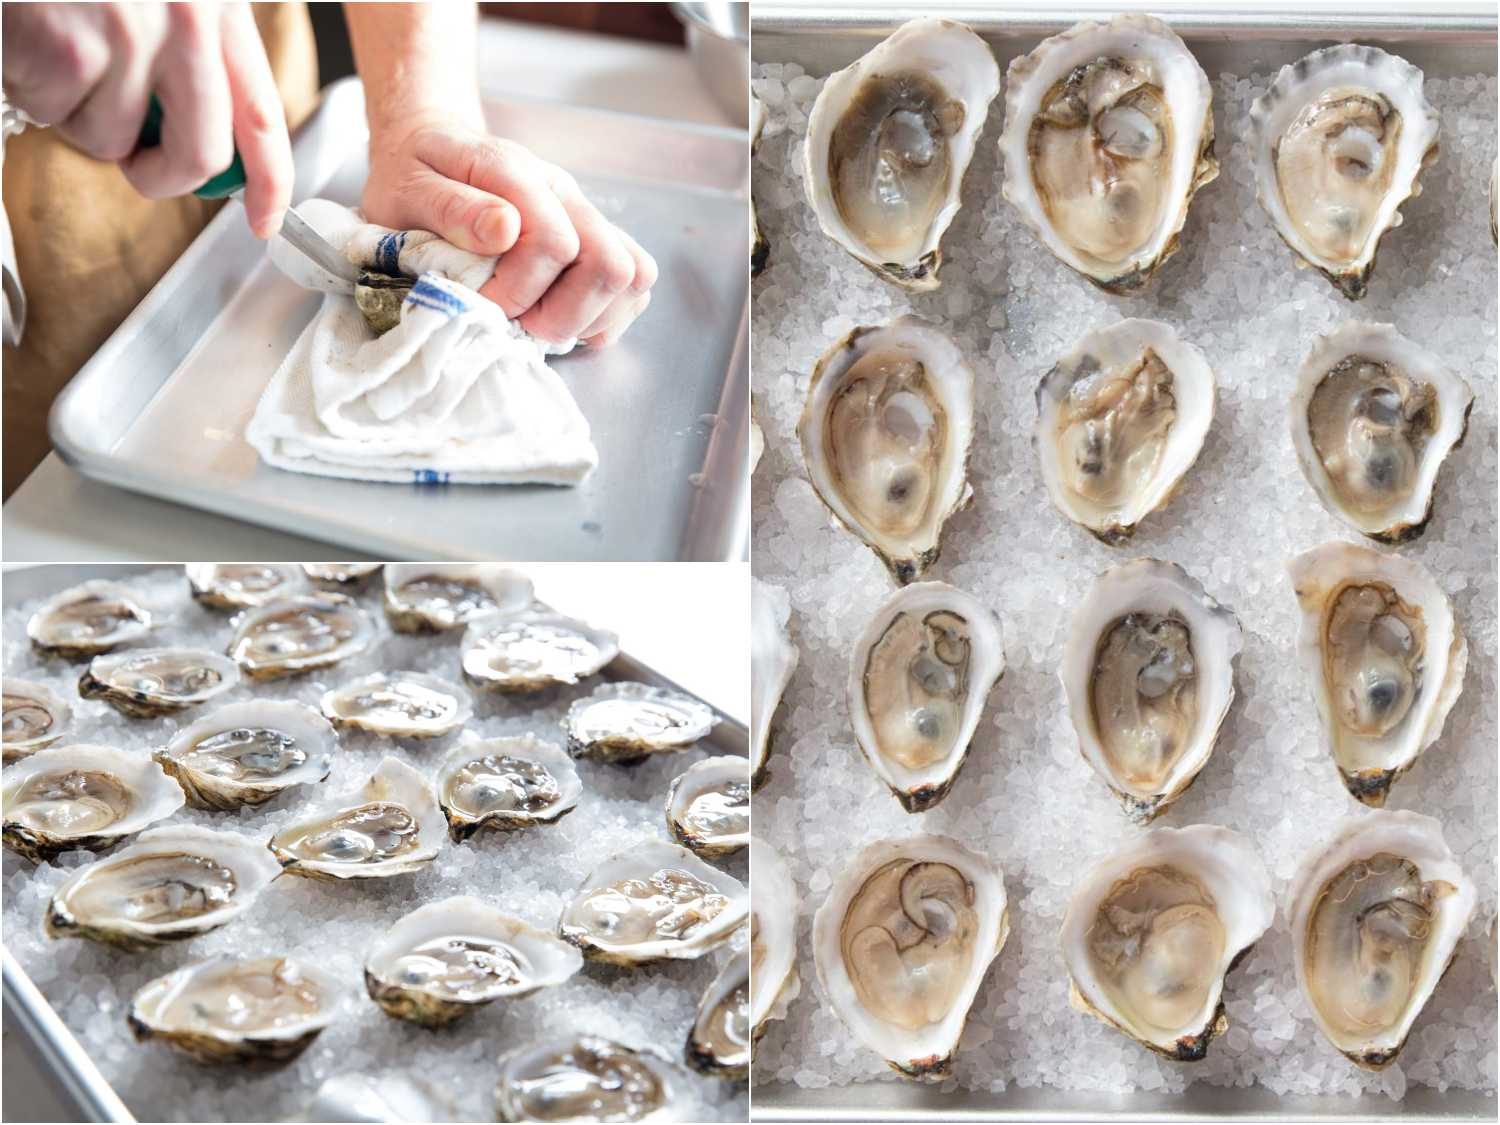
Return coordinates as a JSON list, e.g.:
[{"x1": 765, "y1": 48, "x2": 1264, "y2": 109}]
[
  {"x1": 154, "y1": 700, "x2": 335, "y2": 810},
  {"x1": 435, "y1": 735, "x2": 581, "y2": 842},
  {"x1": 78, "y1": 647, "x2": 241, "y2": 718},
  {"x1": 563, "y1": 681, "x2": 717, "y2": 764}
]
